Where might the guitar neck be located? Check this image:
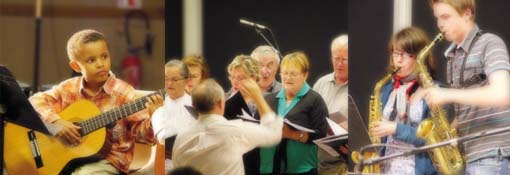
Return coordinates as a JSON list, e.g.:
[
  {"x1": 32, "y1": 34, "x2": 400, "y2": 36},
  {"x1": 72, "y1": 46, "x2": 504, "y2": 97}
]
[{"x1": 79, "y1": 89, "x2": 165, "y2": 135}]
